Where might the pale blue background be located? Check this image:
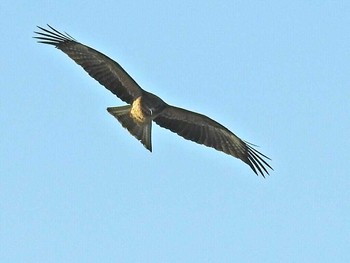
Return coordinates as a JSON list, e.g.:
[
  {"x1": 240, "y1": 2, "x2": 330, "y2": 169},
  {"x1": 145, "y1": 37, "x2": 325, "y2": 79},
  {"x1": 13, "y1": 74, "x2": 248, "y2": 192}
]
[{"x1": 1, "y1": 1, "x2": 349, "y2": 262}]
